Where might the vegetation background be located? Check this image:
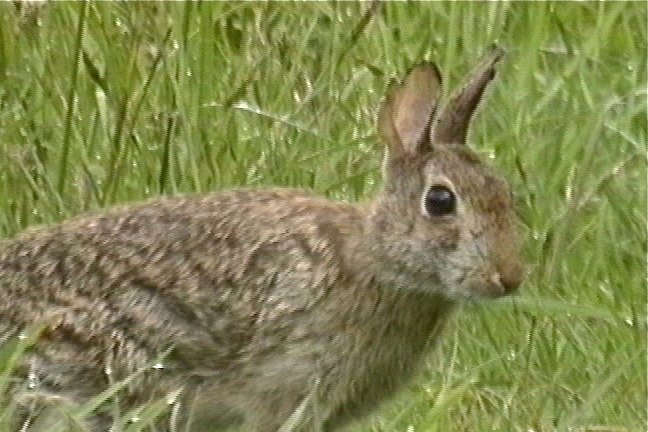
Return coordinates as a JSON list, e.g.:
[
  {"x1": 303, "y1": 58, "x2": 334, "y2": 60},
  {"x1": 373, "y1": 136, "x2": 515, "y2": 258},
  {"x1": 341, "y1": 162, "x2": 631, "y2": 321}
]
[{"x1": 0, "y1": 2, "x2": 645, "y2": 431}]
